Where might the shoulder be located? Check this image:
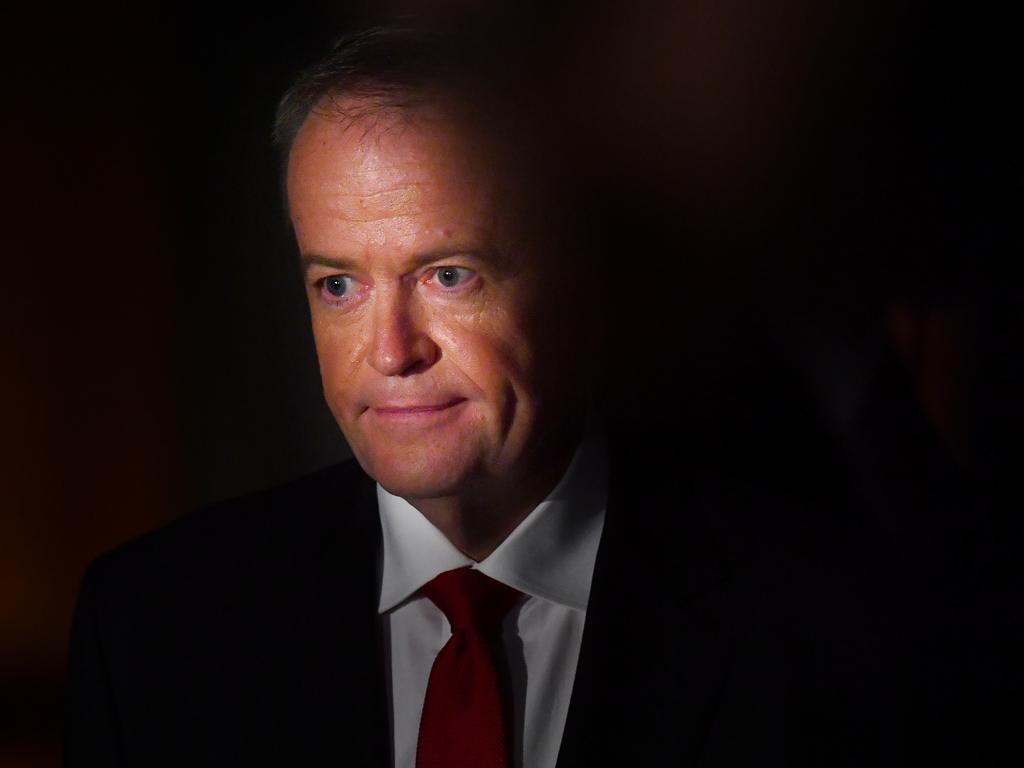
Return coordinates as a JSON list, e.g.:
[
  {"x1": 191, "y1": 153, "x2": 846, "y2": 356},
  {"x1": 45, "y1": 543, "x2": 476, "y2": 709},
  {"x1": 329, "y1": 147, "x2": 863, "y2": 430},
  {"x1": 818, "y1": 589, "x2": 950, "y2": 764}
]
[
  {"x1": 78, "y1": 458, "x2": 377, "y2": 624},
  {"x1": 66, "y1": 459, "x2": 383, "y2": 756}
]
